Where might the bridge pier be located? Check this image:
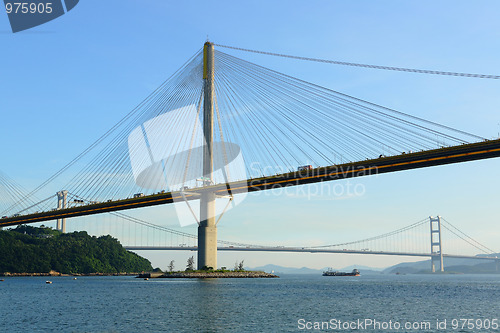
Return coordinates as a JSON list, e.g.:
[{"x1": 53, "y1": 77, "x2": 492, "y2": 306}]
[
  {"x1": 430, "y1": 216, "x2": 444, "y2": 272},
  {"x1": 197, "y1": 42, "x2": 217, "y2": 270},
  {"x1": 198, "y1": 192, "x2": 217, "y2": 269}
]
